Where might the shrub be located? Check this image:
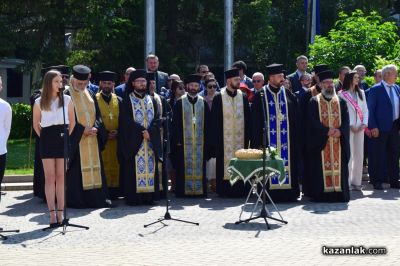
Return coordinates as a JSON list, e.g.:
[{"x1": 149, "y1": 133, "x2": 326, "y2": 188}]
[{"x1": 10, "y1": 103, "x2": 32, "y2": 139}]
